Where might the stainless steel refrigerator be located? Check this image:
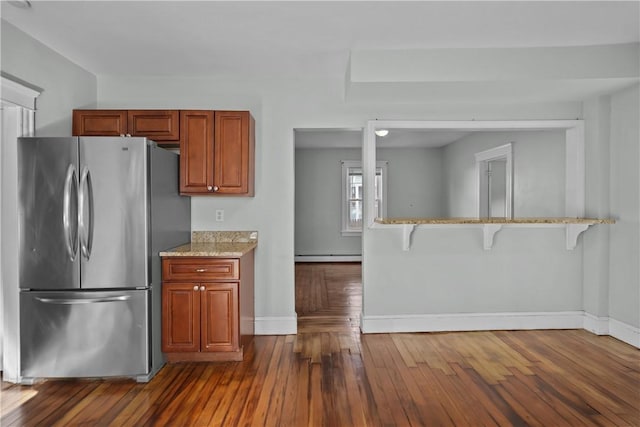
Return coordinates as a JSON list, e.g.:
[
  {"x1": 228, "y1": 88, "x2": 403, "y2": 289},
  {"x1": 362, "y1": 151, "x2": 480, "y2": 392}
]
[{"x1": 17, "y1": 136, "x2": 190, "y2": 383}]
